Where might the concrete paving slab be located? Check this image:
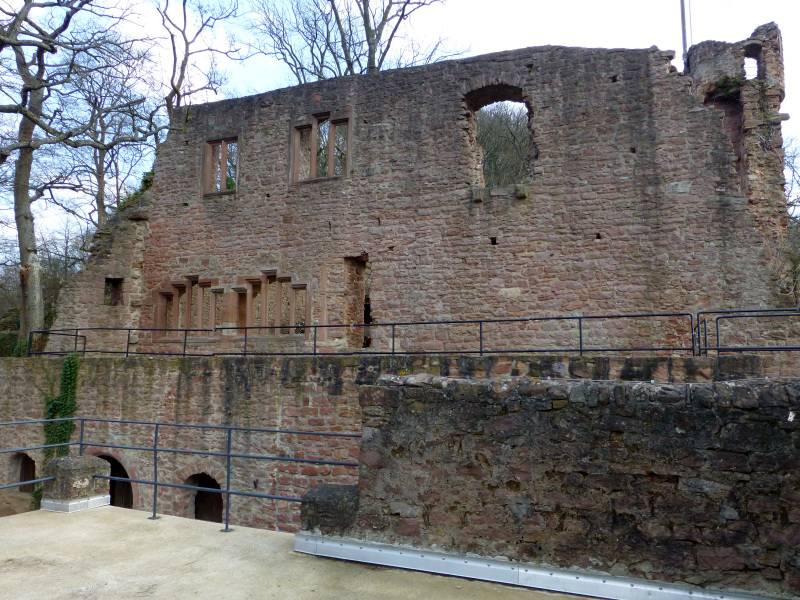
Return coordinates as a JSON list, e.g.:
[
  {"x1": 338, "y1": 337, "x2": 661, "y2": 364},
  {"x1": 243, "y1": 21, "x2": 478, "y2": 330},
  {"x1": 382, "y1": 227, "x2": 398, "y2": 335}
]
[{"x1": 0, "y1": 507, "x2": 584, "y2": 600}]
